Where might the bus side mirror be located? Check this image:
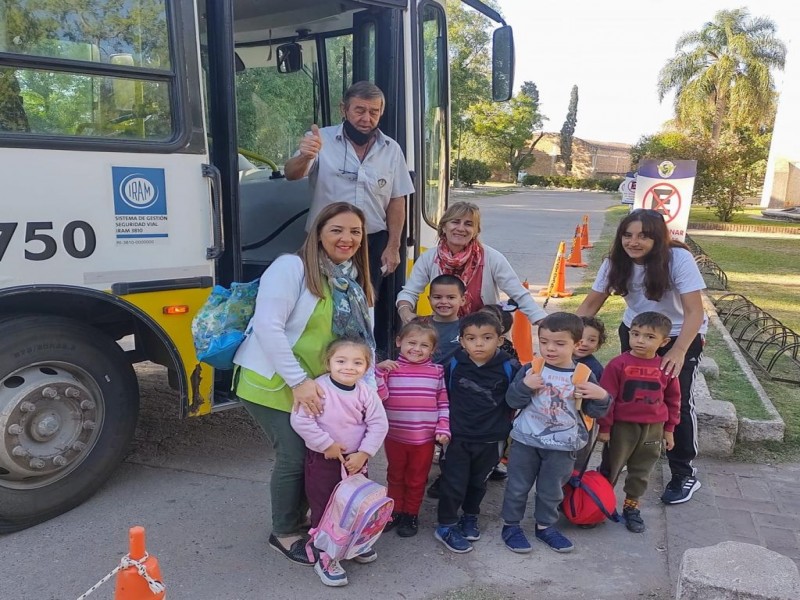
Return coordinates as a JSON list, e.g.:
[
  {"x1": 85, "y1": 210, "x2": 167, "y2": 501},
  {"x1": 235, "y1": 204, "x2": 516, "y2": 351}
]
[
  {"x1": 492, "y1": 25, "x2": 515, "y2": 102},
  {"x1": 276, "y1": 42, "x2": 303, "y2": 74}
]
